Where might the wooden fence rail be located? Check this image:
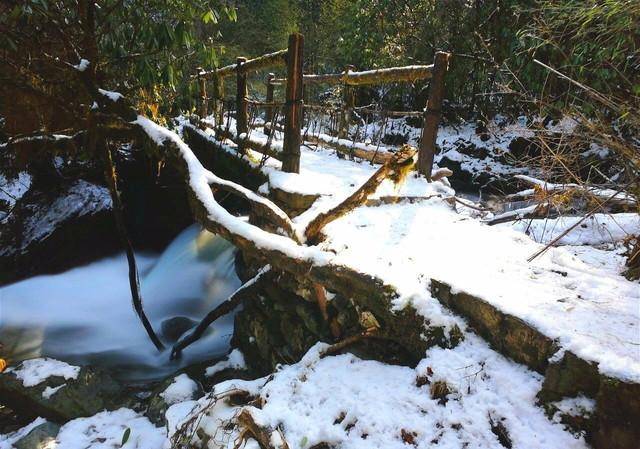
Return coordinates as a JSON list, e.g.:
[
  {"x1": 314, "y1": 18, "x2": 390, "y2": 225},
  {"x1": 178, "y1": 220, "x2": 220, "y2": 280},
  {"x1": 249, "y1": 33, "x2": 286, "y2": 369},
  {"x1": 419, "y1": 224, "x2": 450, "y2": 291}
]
[
  {"x1": 195, "y1": 33, "x2": 450, "y2": 179},
  {"x1": 271, "y1": 64, "x2": 434, "y2": 87}
]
